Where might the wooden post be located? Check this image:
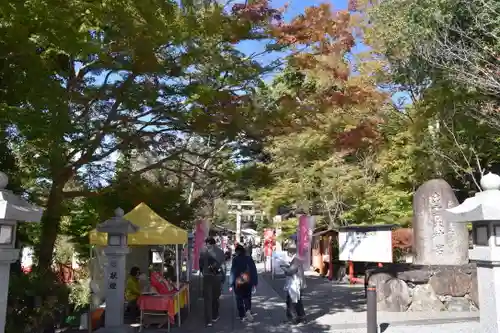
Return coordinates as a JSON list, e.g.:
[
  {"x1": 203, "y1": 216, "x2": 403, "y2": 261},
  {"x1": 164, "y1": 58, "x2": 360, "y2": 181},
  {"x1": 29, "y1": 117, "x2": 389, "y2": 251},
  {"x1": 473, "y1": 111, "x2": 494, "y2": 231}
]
[
  {"x1": 328, "y1": 235, "x2": 333, "y2": 281},
  {"x1": 349, "y1": 261, "x2": 354, "y2": 284},
  {"x1": 367, "y1": 285, "x2": 377, "y2": 333}
]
